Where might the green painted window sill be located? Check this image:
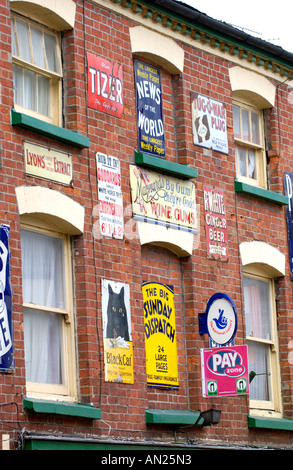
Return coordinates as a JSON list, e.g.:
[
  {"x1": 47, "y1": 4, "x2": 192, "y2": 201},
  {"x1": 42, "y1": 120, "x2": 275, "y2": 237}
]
[
  {"x1": 11, "y1": 109, "x2": 90, "y2": 149},
  {"x1": 23, "y1": 397, "x2": 102, "y2": 420},
  {"x1": 135, "y1": 150, "x2": 198, "y2": 180},
  {"x1": 145, "y1": 408, "x2": 203, "y2": 426},
  {"x1": 235, "y1": 179, "x2": 288, "y2": 205},
  {"x1": 248, "y1": 414, "x2": 293, "y2": 431}
]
